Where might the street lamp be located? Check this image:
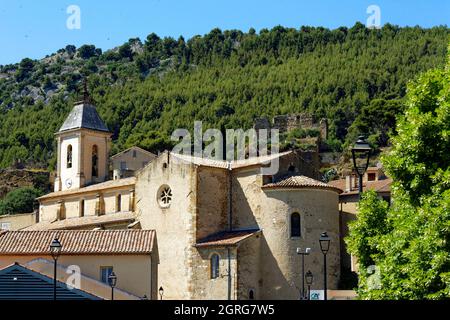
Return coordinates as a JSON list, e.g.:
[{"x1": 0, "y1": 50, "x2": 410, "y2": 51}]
[
  {"x1": 49, "y1": 238, "x2": 62, "y2": 301},
  {"x1": 296, "y1": 247, "x2": 311, "y2": 300},
  {"x1": 319, "y1": 232, "x2": 331, "y2": 301},
  {"x1": 351, "y1": 136, "x2": 372, "y2": 197},
  {"x1": 159, "y1": 286, "x2": 164, "y2": 300},
  {"x1": 108, "y1": 271, "x2": 117, "y2": 300},
  {"x1": 305, "y1": 270, "x2": 313, "y2": 300}
]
